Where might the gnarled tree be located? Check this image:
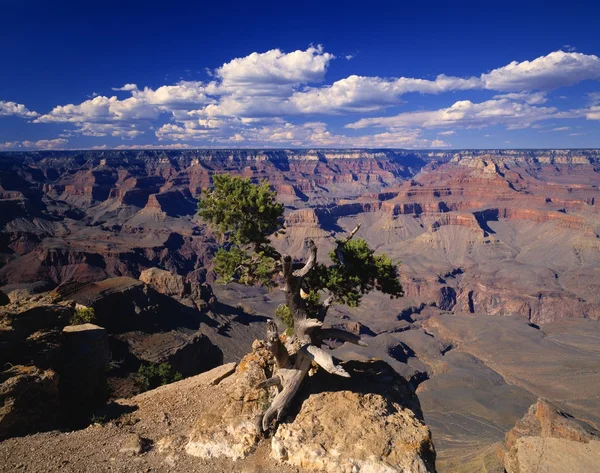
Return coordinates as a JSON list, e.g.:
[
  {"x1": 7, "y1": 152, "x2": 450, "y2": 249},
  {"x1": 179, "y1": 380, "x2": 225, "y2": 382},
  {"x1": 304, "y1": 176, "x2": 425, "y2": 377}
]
[{"x1": 199, "y1": 174, "x2": 404, "y2": 431}]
